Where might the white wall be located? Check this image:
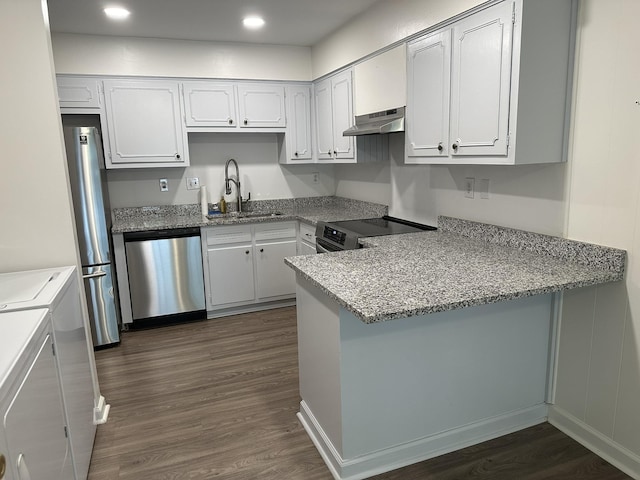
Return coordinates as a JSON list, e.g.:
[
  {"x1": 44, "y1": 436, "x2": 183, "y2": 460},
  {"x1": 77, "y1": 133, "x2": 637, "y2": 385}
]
[
  {"x1": 107, "y1": 133, "x2": 335, "y2": 208},
  {"x1": 311, "y1": 0, "x2": 483, "y2": 79},
  {"x1": 0, "y1": 0, "x2": 79, "y2": 270},
  {"x1": 552, "y1": 0, "x2": 640, "y2": 472},
  {"x1": 52, "y1": 33, "x2": 312, "y2": 81}
]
